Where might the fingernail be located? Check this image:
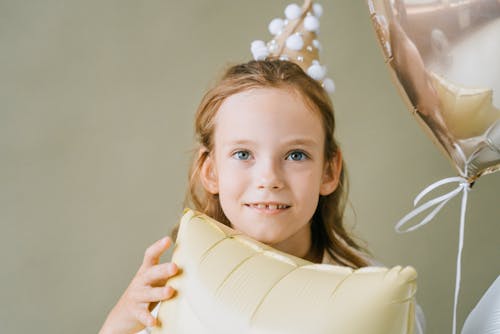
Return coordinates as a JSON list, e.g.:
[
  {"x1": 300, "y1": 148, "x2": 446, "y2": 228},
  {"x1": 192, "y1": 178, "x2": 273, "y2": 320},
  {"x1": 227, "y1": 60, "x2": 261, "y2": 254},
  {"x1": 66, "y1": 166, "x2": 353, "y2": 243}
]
[{"x1": 168, "y1": 263, "x2": 177, "y2": 274}]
